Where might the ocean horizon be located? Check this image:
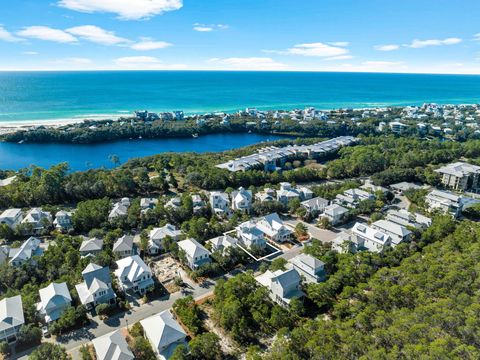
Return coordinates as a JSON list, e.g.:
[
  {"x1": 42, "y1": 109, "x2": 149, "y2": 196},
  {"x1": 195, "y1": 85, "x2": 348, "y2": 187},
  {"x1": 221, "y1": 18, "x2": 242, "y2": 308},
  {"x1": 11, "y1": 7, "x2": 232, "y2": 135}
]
[{"x1": 1, "y1": 71, "x2": 480, "y2": 123}]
